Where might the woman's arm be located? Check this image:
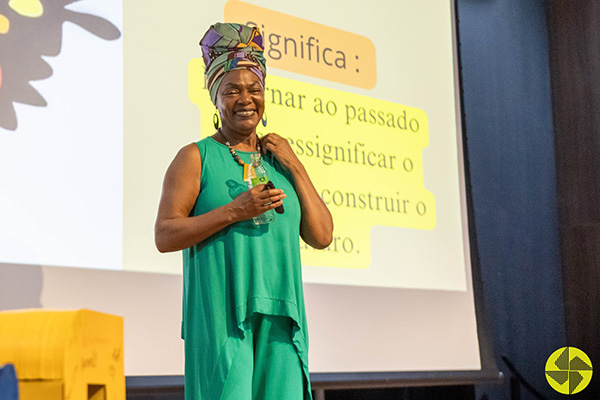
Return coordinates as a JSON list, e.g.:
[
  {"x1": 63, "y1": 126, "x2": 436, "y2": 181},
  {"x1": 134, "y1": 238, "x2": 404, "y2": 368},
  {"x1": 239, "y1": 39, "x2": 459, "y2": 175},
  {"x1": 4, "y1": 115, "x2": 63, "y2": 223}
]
[
  {"x1": 154, "y1": 143, "x2": 286, "y2": 252},
  {"x1": 260, "y1": 134, "x2": 333, "y2": 249}
]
